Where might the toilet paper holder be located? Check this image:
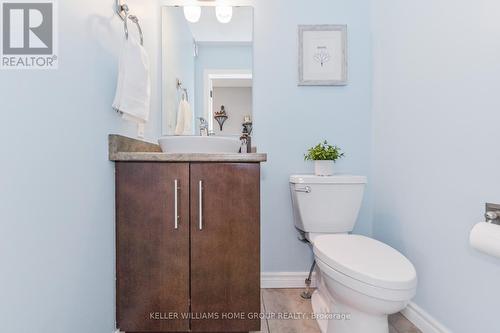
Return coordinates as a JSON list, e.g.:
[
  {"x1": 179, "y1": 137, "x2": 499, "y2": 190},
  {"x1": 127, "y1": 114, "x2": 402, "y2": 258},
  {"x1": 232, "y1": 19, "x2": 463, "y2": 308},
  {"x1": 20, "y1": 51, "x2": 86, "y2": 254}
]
[{"x1": 485, "y1": 203, "x2": 500, "y2": 225}]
